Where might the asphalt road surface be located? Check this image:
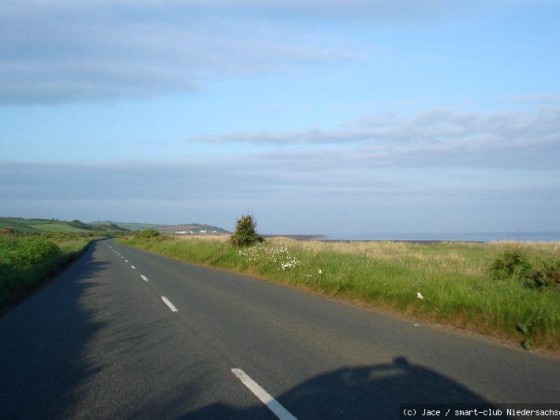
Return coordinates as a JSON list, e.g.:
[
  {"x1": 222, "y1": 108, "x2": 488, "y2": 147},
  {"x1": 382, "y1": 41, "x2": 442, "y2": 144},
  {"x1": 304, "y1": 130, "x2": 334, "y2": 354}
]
[{"x1": 1, "y1": 239, "x2": 559, "y2": 419}]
